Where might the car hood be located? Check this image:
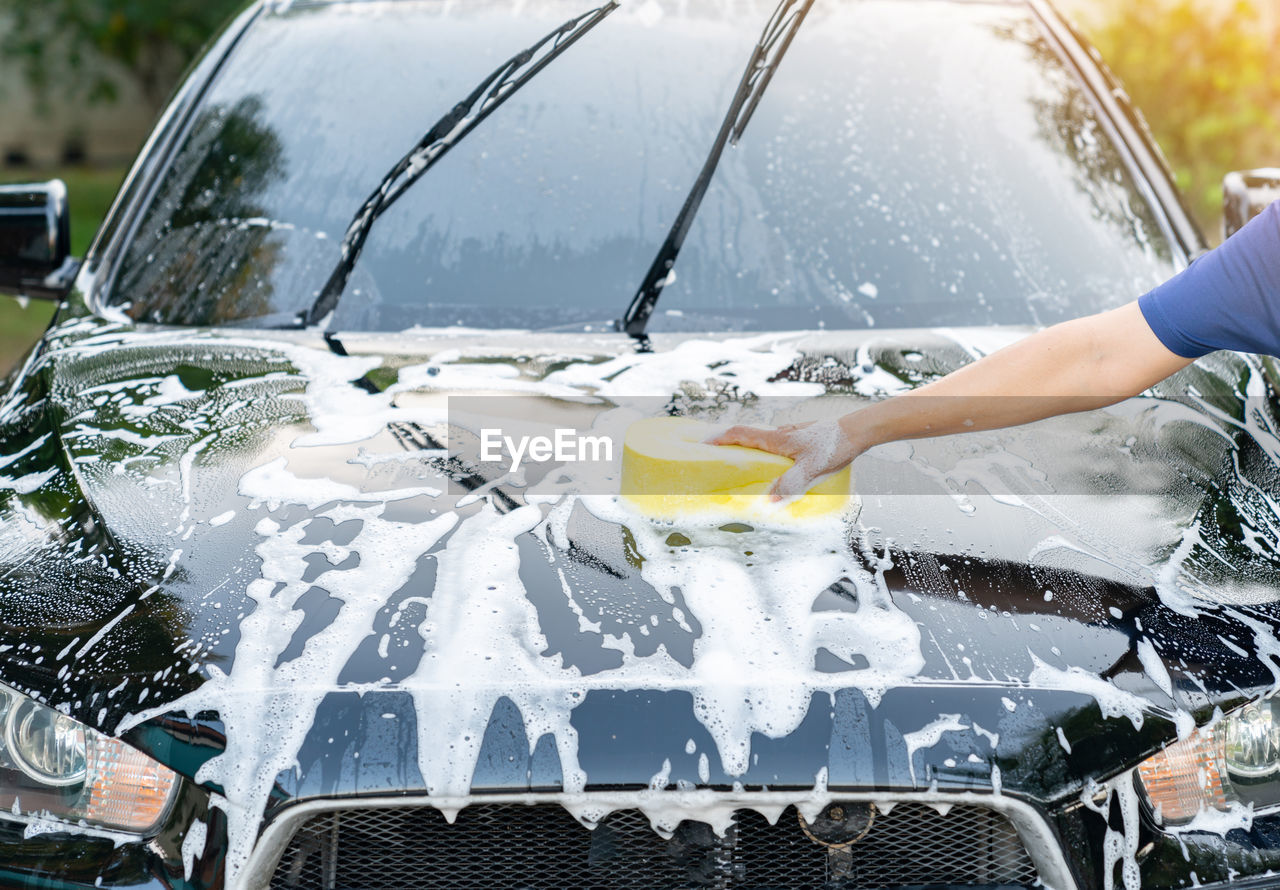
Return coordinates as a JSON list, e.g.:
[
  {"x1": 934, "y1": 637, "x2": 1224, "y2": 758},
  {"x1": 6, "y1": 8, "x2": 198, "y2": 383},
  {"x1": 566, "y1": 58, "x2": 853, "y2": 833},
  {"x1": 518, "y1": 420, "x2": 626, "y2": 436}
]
[{"x1": 4, "y1": 315, "x2": 1280, "y2": 832}]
